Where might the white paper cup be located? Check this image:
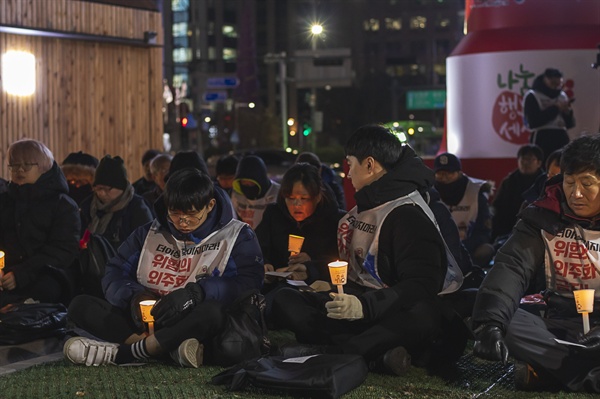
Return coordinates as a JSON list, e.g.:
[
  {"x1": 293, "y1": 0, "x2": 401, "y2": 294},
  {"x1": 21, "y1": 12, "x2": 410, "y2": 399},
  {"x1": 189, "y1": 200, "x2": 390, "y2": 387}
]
[
  {"x1": 288, "y1": 235, "x2": 305, "y2": 255},
  {"x1": 574, "y1": 289, "x2": 595, "y2": 313},
  {"x1": 328, "y1": 261, "x2": 348, "y2": 286},
  {"x1": 139, "y1": 300, "x2": 157, "y2": 323}
]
